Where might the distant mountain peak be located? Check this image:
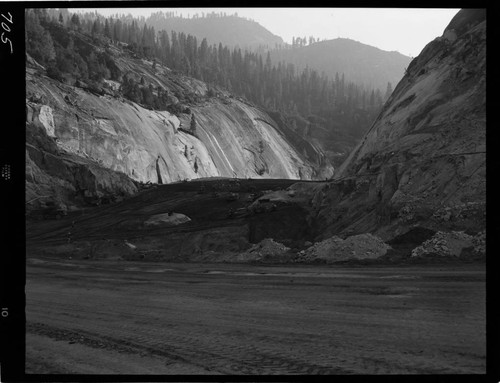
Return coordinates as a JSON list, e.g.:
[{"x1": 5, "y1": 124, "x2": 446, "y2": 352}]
[
  {"x1": 270, "y1": 38, "x2": 412, "y2": 91},
  {"x1": 310, "y1": 37, "x2": 409, "y2": 56}
]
